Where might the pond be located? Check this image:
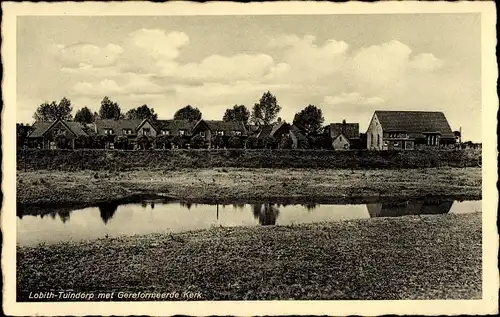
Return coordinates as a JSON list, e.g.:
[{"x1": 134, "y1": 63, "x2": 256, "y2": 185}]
[{"x1": 17, "y1": 199, "x2": 481, "y2": 246}]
